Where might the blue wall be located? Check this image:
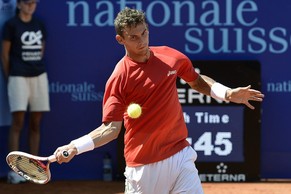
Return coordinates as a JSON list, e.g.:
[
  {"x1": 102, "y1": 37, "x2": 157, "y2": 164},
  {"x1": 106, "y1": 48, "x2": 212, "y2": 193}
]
[{"x1": 1, "y1": 0, "x2": 291, "y2": 180}]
